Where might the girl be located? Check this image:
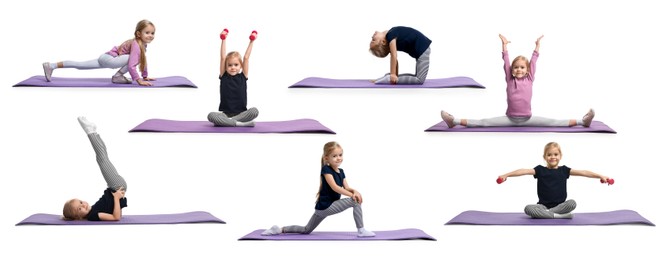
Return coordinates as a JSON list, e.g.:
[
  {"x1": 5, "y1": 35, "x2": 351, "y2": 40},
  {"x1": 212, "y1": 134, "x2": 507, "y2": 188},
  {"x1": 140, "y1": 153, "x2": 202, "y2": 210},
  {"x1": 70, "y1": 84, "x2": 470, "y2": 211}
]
[
  {"x1": 261, "y1": 142, "x2": 376, "y2": 237},
  {"x1": 42, "y1": 19, "x2": 156, "y2": 86},
  {"x1": 441, "y1": 34, "x2": 595, "y2": 128},
  {"x1": 62, "y1": 117, "x2": 128, "y2": 221},
  {"x1": 369, "y1": 26, "x2": 432, "y2": 85},
  {"x1": 497, "y1": 142, "x2": 613, "y2": 219},
  {"x1": 207, "y1": 28, "x2": 259, "y2": 127}
]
